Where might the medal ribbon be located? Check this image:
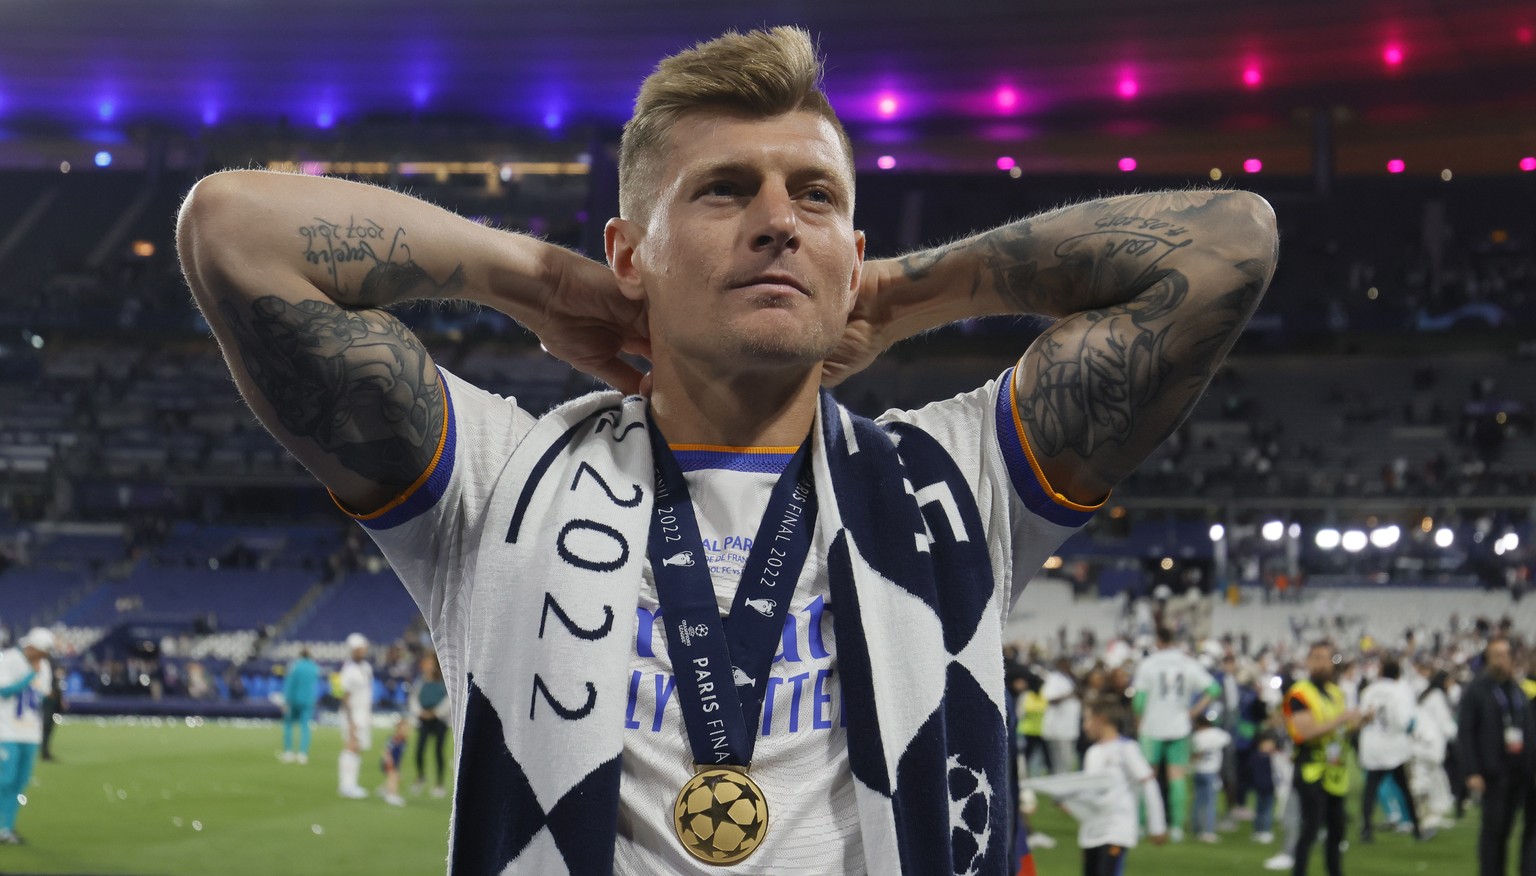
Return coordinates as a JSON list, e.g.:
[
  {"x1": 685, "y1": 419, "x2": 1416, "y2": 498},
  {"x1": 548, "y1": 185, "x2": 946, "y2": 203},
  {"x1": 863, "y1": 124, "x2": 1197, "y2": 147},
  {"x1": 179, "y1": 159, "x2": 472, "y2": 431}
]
[{"x1": 647, "y1": 414, "x2": 817, "y2": 767}]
